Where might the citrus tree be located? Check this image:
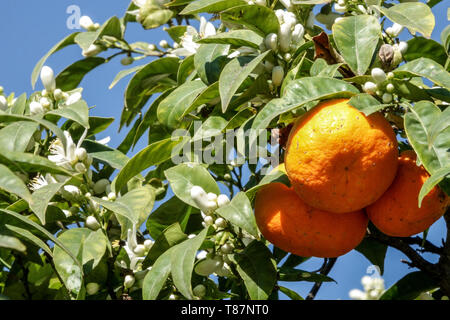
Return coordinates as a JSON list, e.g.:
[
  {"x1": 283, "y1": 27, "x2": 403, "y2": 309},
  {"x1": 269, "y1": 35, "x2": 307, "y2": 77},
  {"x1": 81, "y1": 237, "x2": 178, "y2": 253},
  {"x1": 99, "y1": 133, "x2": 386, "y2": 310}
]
[{"x1": 0, "y1": 0, "x2": 449, "y2": 300}]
